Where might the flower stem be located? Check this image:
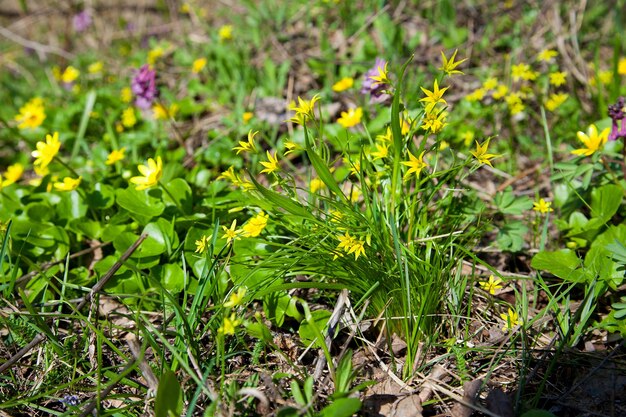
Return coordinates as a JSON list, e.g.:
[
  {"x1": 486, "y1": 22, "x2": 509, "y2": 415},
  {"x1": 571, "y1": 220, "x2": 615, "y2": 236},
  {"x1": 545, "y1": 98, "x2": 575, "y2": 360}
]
[
  {"x1": 158, "y1": 181, "x2": 184, "y2": 214},
  {"x1": 53, "y1": 156, "x2": 81, "y2": 178}
]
